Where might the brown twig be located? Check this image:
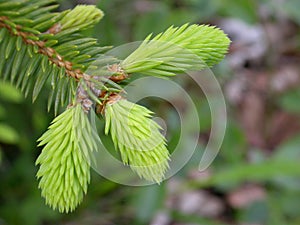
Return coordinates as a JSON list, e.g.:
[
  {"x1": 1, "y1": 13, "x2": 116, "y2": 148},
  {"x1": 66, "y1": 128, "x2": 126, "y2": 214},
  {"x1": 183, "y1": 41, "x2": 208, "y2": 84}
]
[
  {"x1": 0, "y1": 16, "x2": 85, "y2": 80},
  {"x1": 0, "y1": 16, "x2": 129, "y2": 113}
]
